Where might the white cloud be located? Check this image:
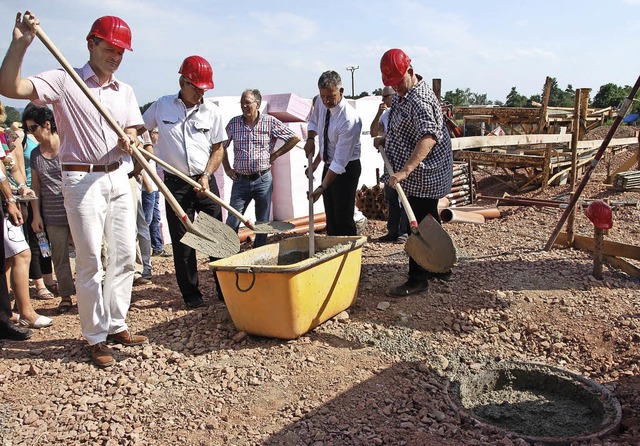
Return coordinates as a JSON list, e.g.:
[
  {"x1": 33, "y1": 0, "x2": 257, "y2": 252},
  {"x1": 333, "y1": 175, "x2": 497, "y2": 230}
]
[{"x1": 250, "y1": 12, "x2": 317, "y2": 41}]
